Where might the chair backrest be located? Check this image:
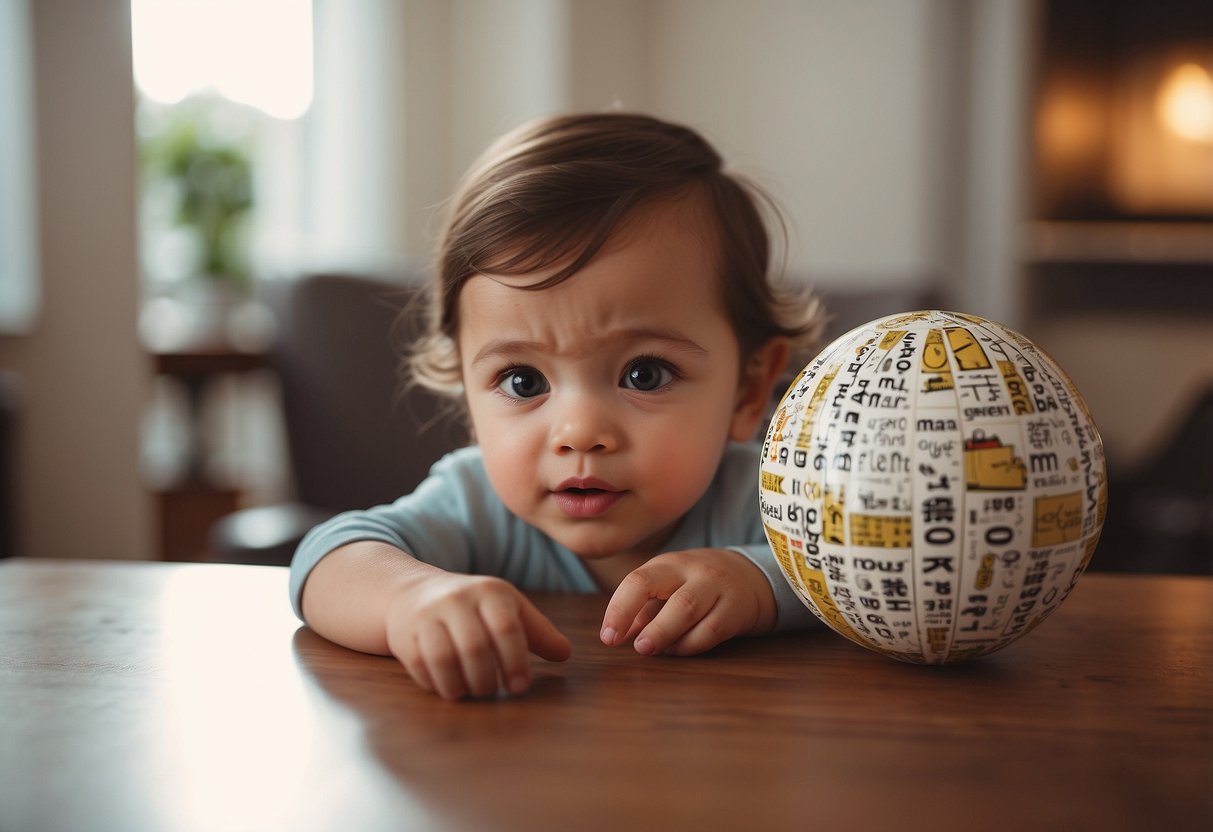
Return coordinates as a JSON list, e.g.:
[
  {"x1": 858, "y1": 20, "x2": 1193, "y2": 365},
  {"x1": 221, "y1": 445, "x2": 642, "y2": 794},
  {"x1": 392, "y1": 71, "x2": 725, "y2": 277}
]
[{"x1": 265, "y1": 273, "x2": 468, "y2": 512}]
